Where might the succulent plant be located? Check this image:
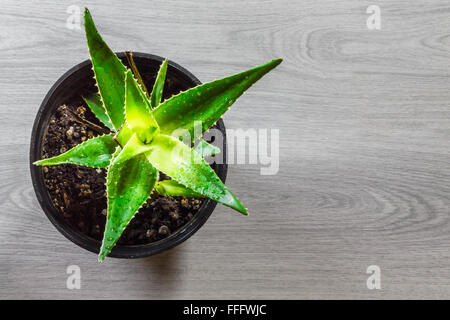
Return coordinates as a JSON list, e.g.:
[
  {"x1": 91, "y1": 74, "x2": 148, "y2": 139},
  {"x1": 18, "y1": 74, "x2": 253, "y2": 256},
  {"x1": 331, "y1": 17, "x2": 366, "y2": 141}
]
[{"x1": 34, "y1": 8, "x2": 282, "y2": 261}]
